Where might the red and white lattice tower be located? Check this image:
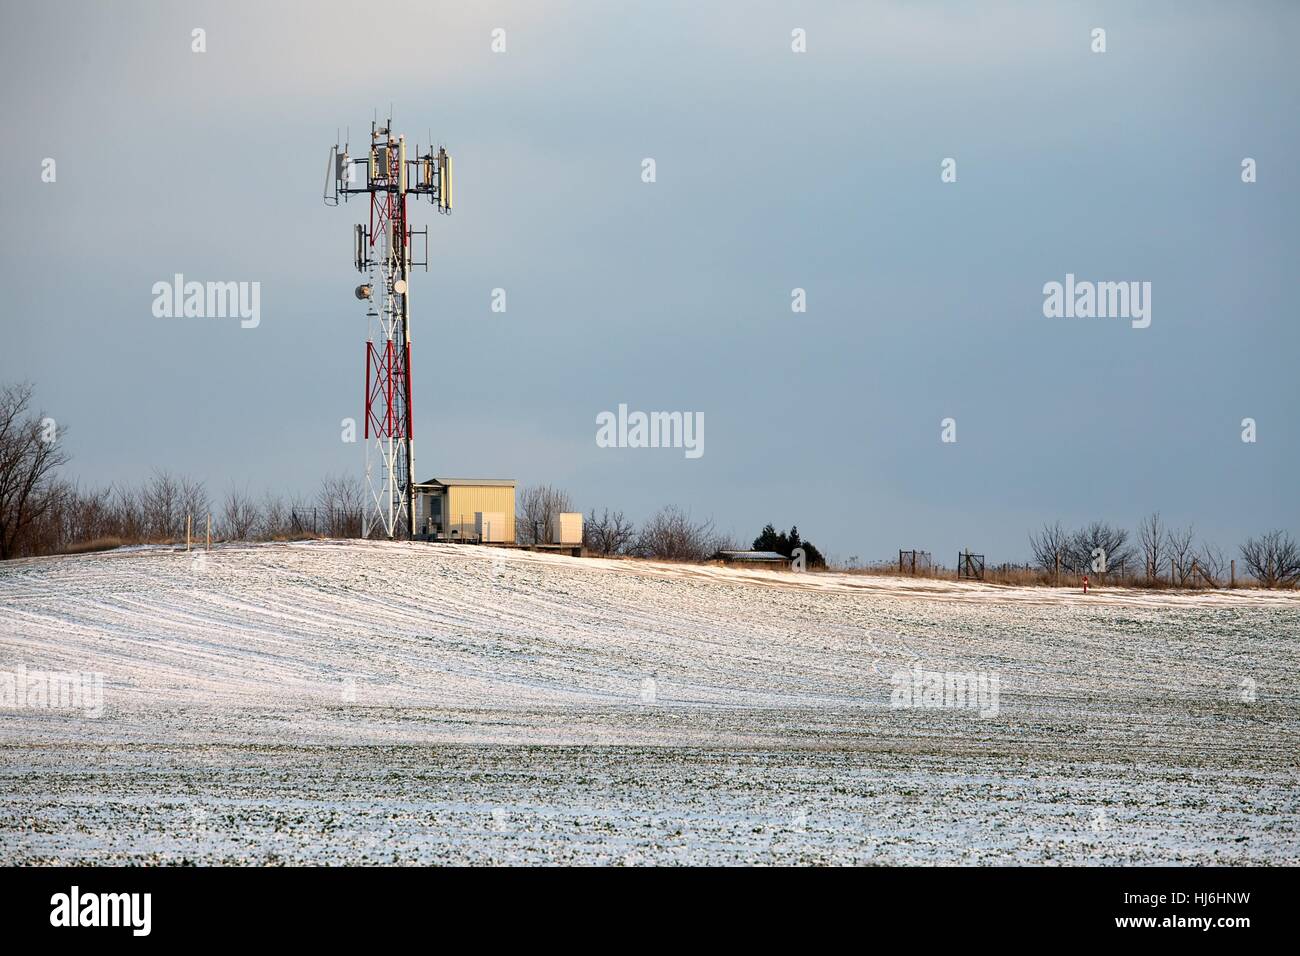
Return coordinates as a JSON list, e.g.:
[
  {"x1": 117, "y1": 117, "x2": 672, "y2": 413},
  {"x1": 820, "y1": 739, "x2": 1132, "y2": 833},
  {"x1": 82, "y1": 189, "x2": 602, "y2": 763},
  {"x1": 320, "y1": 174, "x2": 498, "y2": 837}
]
[{"x1": 325, "y1": 116, "x2": 452, "y2": 539}]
